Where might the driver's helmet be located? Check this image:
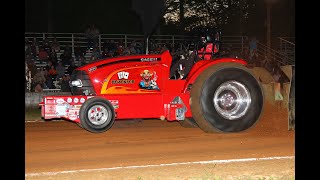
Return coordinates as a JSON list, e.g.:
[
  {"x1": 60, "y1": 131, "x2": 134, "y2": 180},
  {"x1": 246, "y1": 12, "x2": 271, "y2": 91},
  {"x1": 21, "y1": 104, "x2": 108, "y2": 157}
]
[
  {"x1": 200, "y1": 29, "x2": 213, "y2": 44},
  {"x1": 205, "y1": 34, "x2": 213, "y2": 43}
]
